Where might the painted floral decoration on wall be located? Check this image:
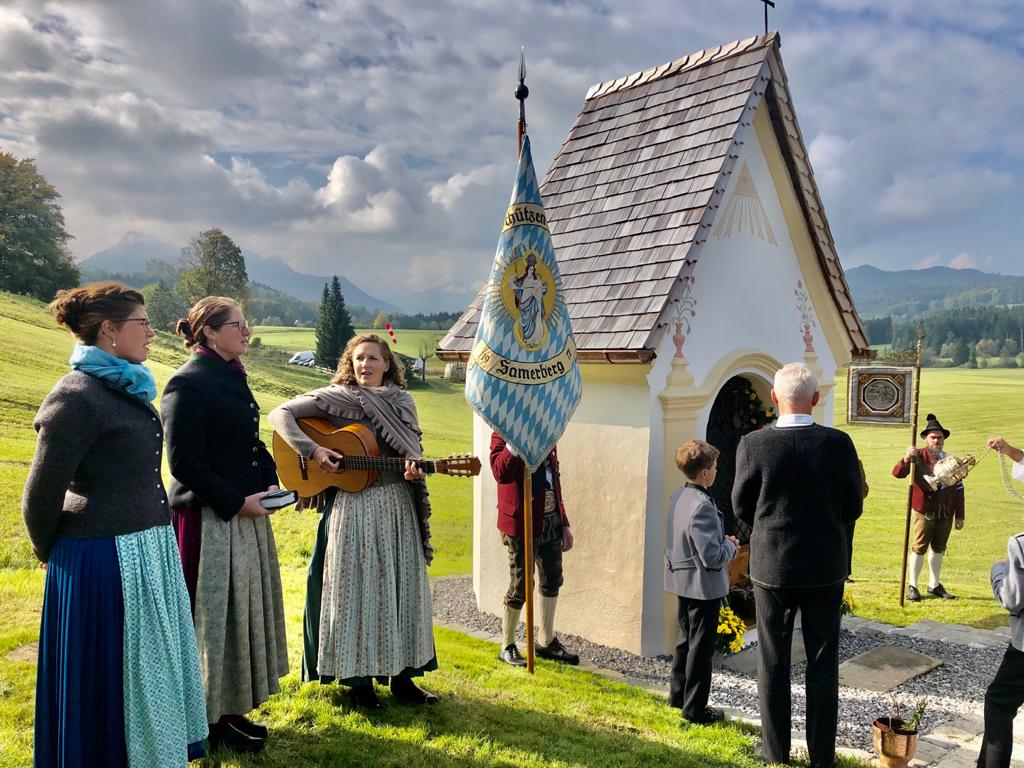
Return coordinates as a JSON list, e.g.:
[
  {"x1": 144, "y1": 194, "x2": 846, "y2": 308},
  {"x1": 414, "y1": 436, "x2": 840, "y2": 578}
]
[
  {"x1": 671, "y1": 277, "x2": 697, "y2": 358},
  {"x1": 794, "y1": 280, "x2": 816, "y2": 354}
]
